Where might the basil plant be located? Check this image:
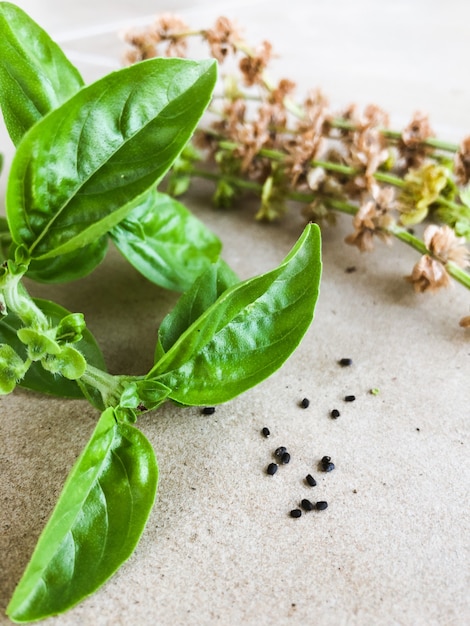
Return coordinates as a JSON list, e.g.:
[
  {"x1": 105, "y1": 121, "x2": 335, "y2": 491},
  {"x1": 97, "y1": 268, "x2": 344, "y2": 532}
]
[{"x1": 0, "y1": 3, "x2": 322, "y2": 622}]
